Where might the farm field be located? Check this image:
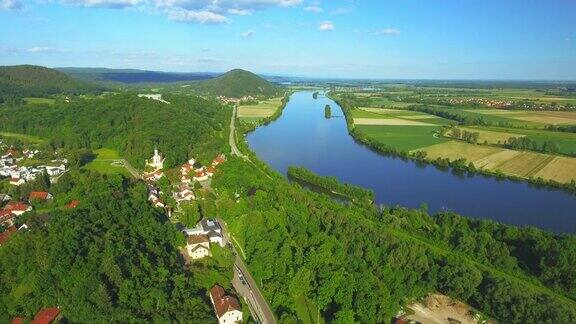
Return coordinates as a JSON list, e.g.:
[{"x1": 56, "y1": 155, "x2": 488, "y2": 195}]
[
  {"x1": 454, "y1": 126, "x2": 524, "y2": 144},
  {"x1": 416, "y1": 141, "x2": 576, "y2": 183},
  {"x1": 477, "y1": 126, "x2": 576, "y2": 155},
  {"x1": 352, "y1": 107, "x2": 453, "y2": 126},
  {"x1": 356, "y1": 125, "x2": 448, "y2": 151},
  {"x1": 83, "y1": 148, "x2": 132, "y2": 177},
  {"x1": 468, "y1": 109, "x2": 576, "y2": 126},
  {"x1": 238, "y1": 97, "x2": 283, "y2": 119}
]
